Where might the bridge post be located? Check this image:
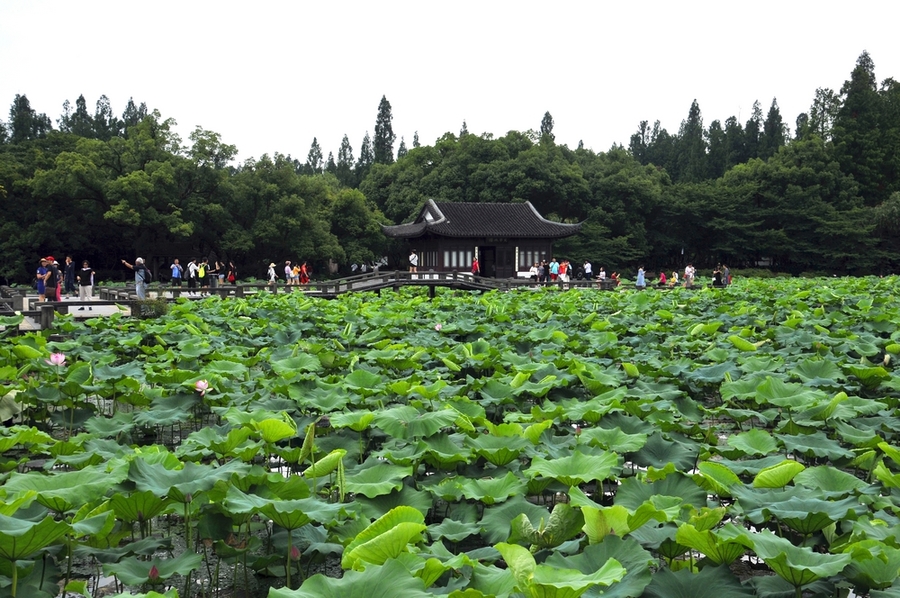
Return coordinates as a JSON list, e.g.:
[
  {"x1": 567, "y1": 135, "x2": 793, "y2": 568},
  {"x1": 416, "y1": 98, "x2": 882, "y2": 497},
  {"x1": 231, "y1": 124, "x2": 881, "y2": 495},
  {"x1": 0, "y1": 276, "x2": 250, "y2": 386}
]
[
  {"x1": 40, "y1": 304, "x2": 56, "y2": 329},
  {"x1": 235, "y1": 285, "x2": 244, "y2": 298},
  {"x1": 429, "y1": 285, "x2": 435, "y2": 299}
]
